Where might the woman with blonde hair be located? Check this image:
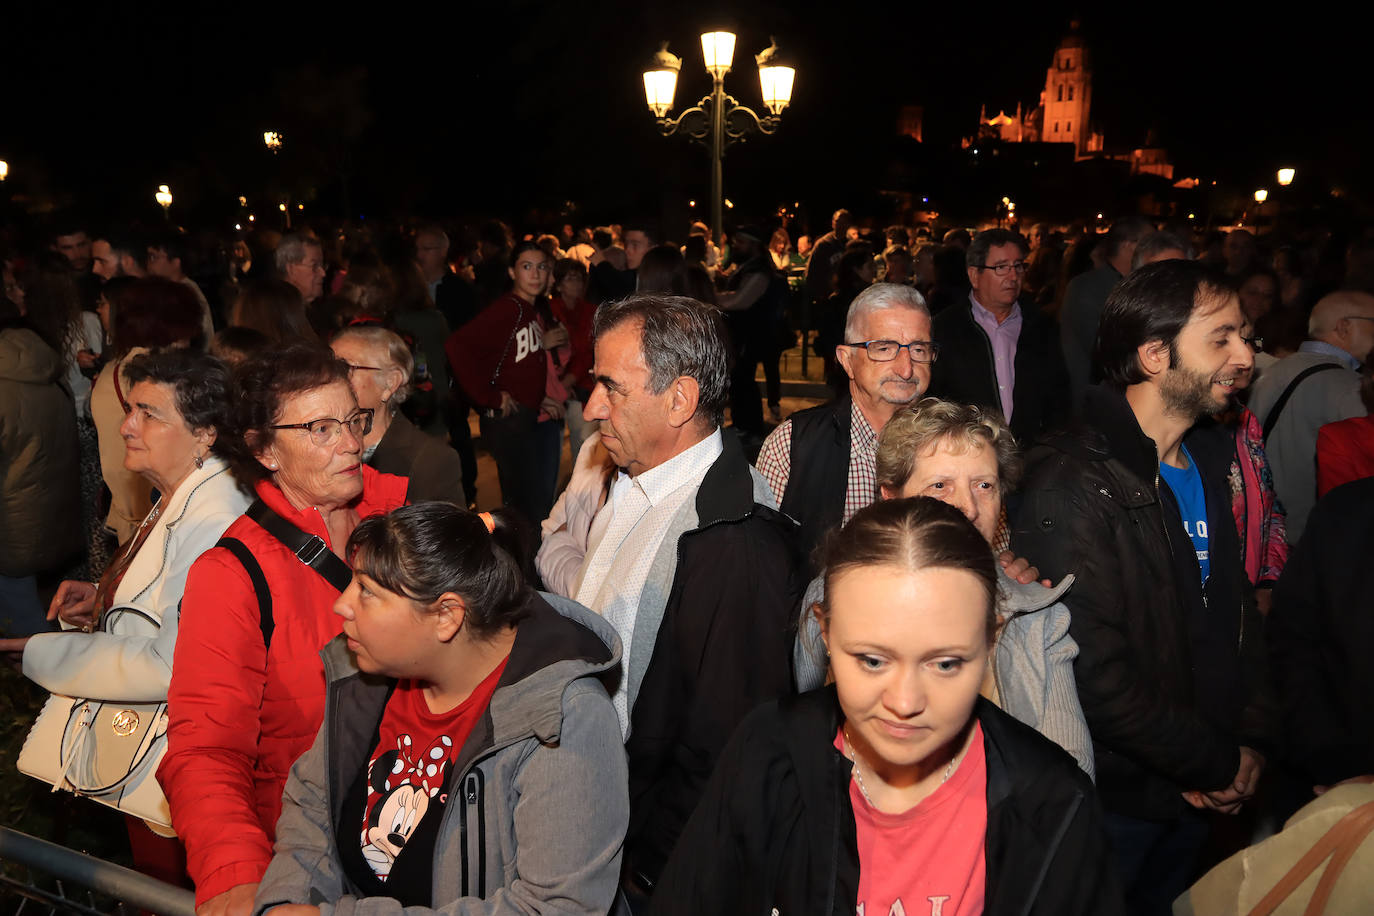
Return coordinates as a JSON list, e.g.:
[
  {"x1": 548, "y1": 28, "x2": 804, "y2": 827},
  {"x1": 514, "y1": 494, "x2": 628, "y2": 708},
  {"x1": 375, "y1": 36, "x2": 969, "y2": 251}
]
[{"x1": 795, "y1": 398, "x2": 1094, "y2": 777}]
